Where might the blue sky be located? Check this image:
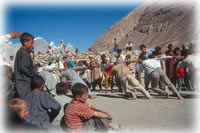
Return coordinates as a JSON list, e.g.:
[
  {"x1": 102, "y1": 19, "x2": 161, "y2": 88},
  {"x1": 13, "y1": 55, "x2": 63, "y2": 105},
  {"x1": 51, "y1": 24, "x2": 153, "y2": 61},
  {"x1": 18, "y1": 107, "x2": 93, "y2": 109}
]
[{"x1": 5, "y1": 4, "x2": 141, "y2": 52}]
